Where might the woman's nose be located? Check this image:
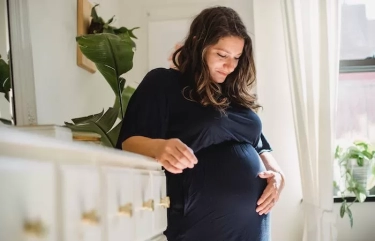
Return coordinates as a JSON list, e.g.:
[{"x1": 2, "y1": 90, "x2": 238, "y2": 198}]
[{"x1": 224, "y1": 59, "x2": 236, "y2": 72}]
